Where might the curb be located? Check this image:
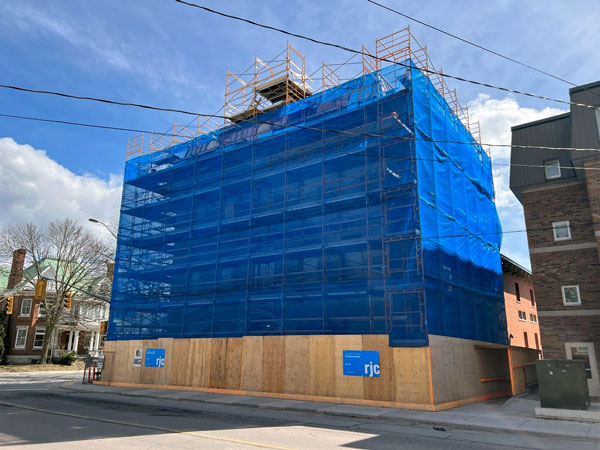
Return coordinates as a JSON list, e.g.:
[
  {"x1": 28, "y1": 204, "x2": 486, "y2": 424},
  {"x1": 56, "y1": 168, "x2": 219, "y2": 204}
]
[
  {"x1": 59, "y1": 385, "x2": 599, "y2": 441},
  {"x1": 1, "y1": 370, "x2": 83, "y2": 376}
]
